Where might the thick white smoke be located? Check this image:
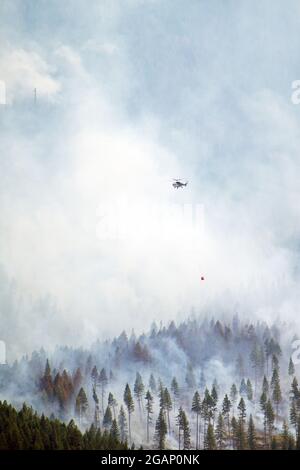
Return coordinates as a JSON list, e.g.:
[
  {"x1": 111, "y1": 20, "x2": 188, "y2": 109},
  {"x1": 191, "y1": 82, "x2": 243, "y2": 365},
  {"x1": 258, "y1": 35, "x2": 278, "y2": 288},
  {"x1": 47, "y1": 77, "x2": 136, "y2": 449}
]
[{"x1": 1, "y1": 0, "x2": 300, "y2": 360}]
